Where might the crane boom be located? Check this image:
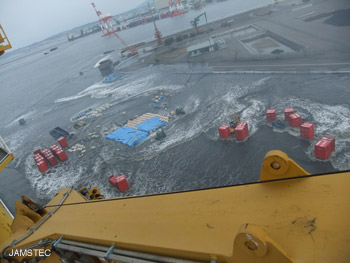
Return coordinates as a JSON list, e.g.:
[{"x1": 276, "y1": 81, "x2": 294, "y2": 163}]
[
  {"x1": 112, "y1": 32, "x2": 138, "y2": 55},
  {"x1": 1, "y1": 151, "x2": 349, "y2": 262}
]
